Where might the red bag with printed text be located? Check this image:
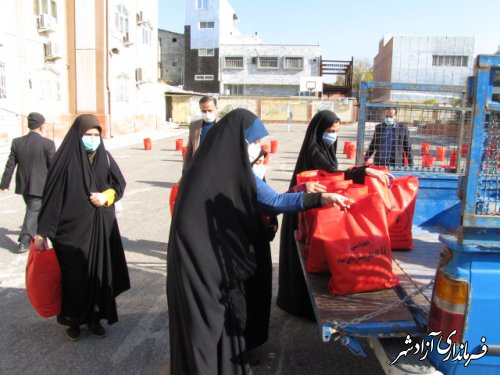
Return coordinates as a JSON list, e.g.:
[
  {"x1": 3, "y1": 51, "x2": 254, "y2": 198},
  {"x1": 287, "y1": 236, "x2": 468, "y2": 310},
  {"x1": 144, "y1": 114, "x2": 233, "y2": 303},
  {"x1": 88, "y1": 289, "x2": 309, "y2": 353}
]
[
  {"x1": 317, "y1": 193, "x2": 399, "y2": 295},
  {"x1": 305, "y1": 184, "x2": 368, "y2": 273},
  {"x1": 25, "y1": 241, "x2": 61, "y2": 318},
  {"x1": 295, "y1": 170, "x2": 346, "y2": 244},
  {"x1": 365, "y1": 176, "x2": 419, "y2": 250},
  {"x1": 169, "y1": 184, "x2": 179, "y2": 216}
]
